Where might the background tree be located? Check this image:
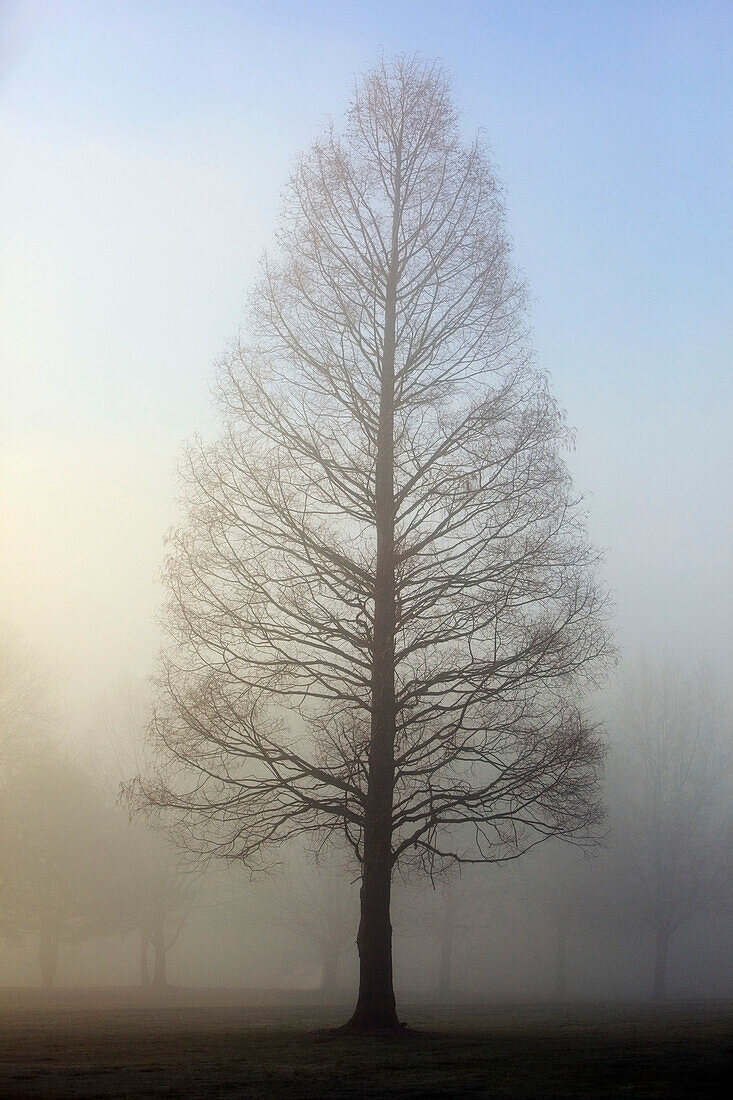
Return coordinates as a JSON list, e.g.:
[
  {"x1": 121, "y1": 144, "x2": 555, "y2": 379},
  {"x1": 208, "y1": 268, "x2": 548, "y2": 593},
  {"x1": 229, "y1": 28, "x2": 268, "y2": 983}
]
[
  {"x1": 130, "y1": 55, "x2": 612, "y2": 1030},
  {"x1": 111, "y1": 824, "x2": 193, "y2": 990},
  {"x1": 1, "y1": 748, "x2": 119, "y2": 988},
  {"x1": 510, "y1": 841, "x2": 610, "y2": 1000},
  {"x1": 0, "y1": 628, "x2": 47, "y2": 796},
  {"x1": 609, "y1": 661, "x2": 731, "y2": 999},
  {"x1": 392, "y1": 870, "x2": 492, "y2": 1000},
  {"x1": 227, "y1": 841, "x2": 358, "y2": 999},
  {"x1": 95, "y1": 680, "x2": 197, "y2": 990},
  {"x1": 1, "y1": 629, "x2": 41, "y2": 935}
]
